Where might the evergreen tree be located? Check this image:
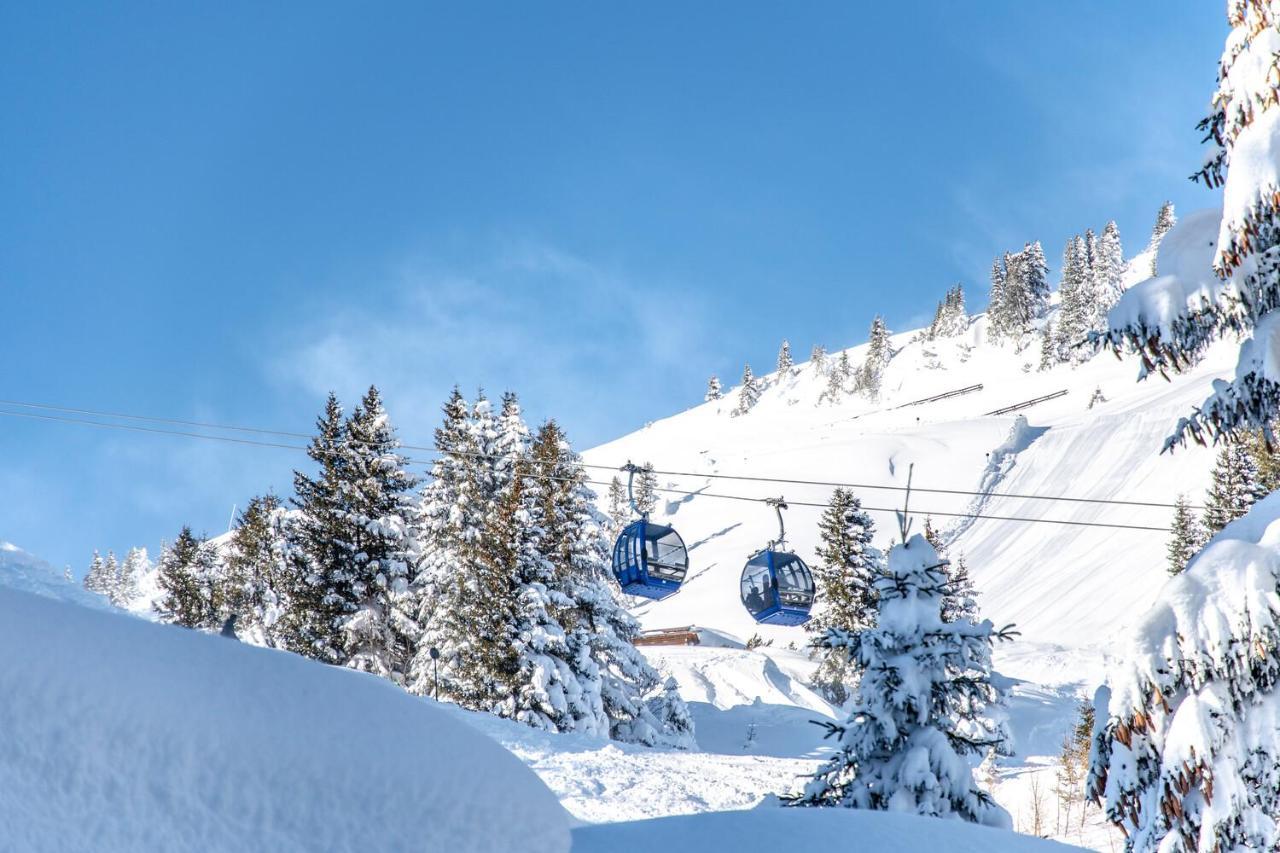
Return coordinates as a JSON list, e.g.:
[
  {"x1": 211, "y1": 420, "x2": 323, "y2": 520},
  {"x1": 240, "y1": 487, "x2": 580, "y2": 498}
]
[
  {"x1": 787, "y1": 534, "x2": 1012, "y2": 828},
  {"x1": 704, "y1": 375, "x2": 722, "y2": 402},
  {"x1": 408, "y1": 388, "x2": 485, "y2": 696},
  {"x1": 606, "y1": 475, "x2": 630, "y2": 540},
  {"x1": 810, "y1": 344, "x2": 828, "y2": 375},
  {"x1": 224, "y1": 494, "x2": 290, "y2": 645},
  {"x1": 856, "y1": 317, "x2": 891, "y2": 397},
  {"x1": 113, "y1": 546, "x2": 147, "y2": 608},
  {"x1": 157, "y1": 527, "x2": 216, "y2": 629},
  {"x1": 530, "y1": 421, "x2": 694, "y2": 746},
  {"x1": 1038, "y1": 322, "x2": 1056, "y2": 371},
  {"x1": 820, "y1": 351, "x2": 851, "y2": 404},
  {"x1": 101, "y1": 551, "x2": 120, "y2": 603},
  {"x1": 339, "y1": 386, "x2": 422, "y2": 683},
  {"x1": 989, "y1": 247, "x2": 1042, "y2": 342},
  {"x1": 285, "y1": 393, "x2": 352, "y2": 662},
  {"x1": 942, "y1": 553, "x2": 979, "y2": 624},
  {"x1": 776, "y1": 340, "x2": 793, "y2": 376},
  {"x1": 1166, "y1": 494, "x2": 1202, "y2": 576},
  {"x1": 1202, "y1": 441, "x2": 1264, "y2": 535},
  {"x1": 1093, "y1": 221, "x2": 1125, "y2": 322},
  {"x1": 1056, "y1": 235, "x2": 1092, "y2": 360},
  {"x1": 734, "y1": 364, "x2": 761, "y2": 416},
  {"x1": 634, "y1": 463, "x2": 659, "y2": 517},
  {"x1": 929, "y1": 284, "x2": 967, "y2": 339},
  {"x1": 807, "y1": 488, "x2": 879, "y2": 704},
  {"x1": 1022, "y1": 240, "x2": 1050, "y2": 319},
  {"x1": 83, "y1": 550, "x2": 111, "y2": 597},
  {"x1": 1245, "y1": 428, "x2": 1280, "y2": 495},
  {"x1": 1146, "y1": 201, "x2": 1176, "y2": 275},
  {"x1": 922, "y1": 516, "x2": 943, "y2": 552}
]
